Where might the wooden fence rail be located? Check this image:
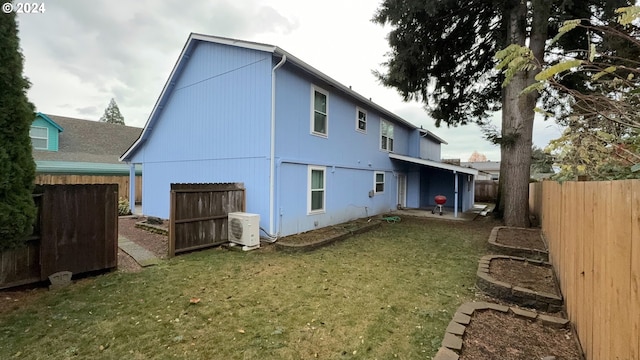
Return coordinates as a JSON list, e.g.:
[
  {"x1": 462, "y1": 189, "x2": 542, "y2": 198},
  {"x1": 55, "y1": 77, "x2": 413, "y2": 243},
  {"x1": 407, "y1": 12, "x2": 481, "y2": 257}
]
[
  {"x1": 169, "y1": 183, "x2": 245, "y2": 257},
  {"x1": 530, "y1": 180, "x2": 640, "y2": 360},
  {"x1": 35, "y1": 174, "x2": 142, "y2": 203},
  {"x1": 0, "y1": 184, "x2": 118, "y2": 289}
]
